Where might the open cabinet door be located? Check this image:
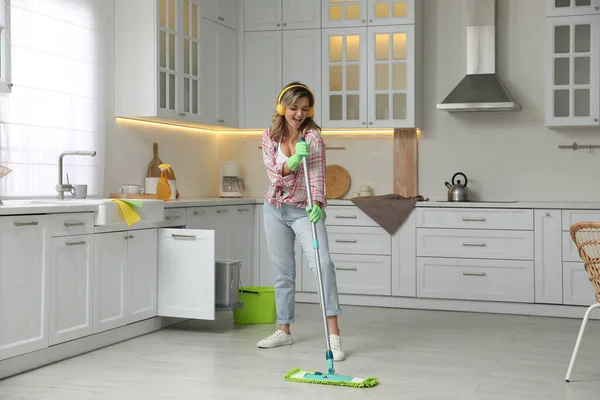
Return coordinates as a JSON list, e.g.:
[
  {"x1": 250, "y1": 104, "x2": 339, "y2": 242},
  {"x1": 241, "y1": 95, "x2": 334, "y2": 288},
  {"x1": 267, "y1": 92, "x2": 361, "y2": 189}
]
[{"x1": 157, "y1": 228, "x2": 215, "y2": 320}]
